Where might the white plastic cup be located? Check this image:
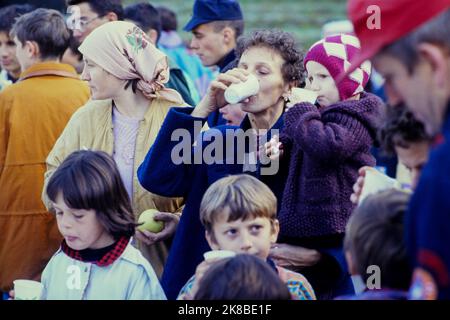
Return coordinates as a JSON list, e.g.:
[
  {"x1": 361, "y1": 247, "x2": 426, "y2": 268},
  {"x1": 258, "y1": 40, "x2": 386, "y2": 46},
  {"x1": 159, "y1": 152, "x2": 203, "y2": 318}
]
[
  {"x1": 13, "y1": 280, "x2": 44, "y2": 300},
  {"x1": 224, "y1": 74, "x2": 260, "y2": 104},
  {"x1": 290, "y1": 88, "x2": 318, "y2": 104},
  {"x1": 358, "y1": 168, "x2": 401, "y2": 205},
  {"x1": 203, "y1": 250, "x2": 236, "y2": 261}
]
